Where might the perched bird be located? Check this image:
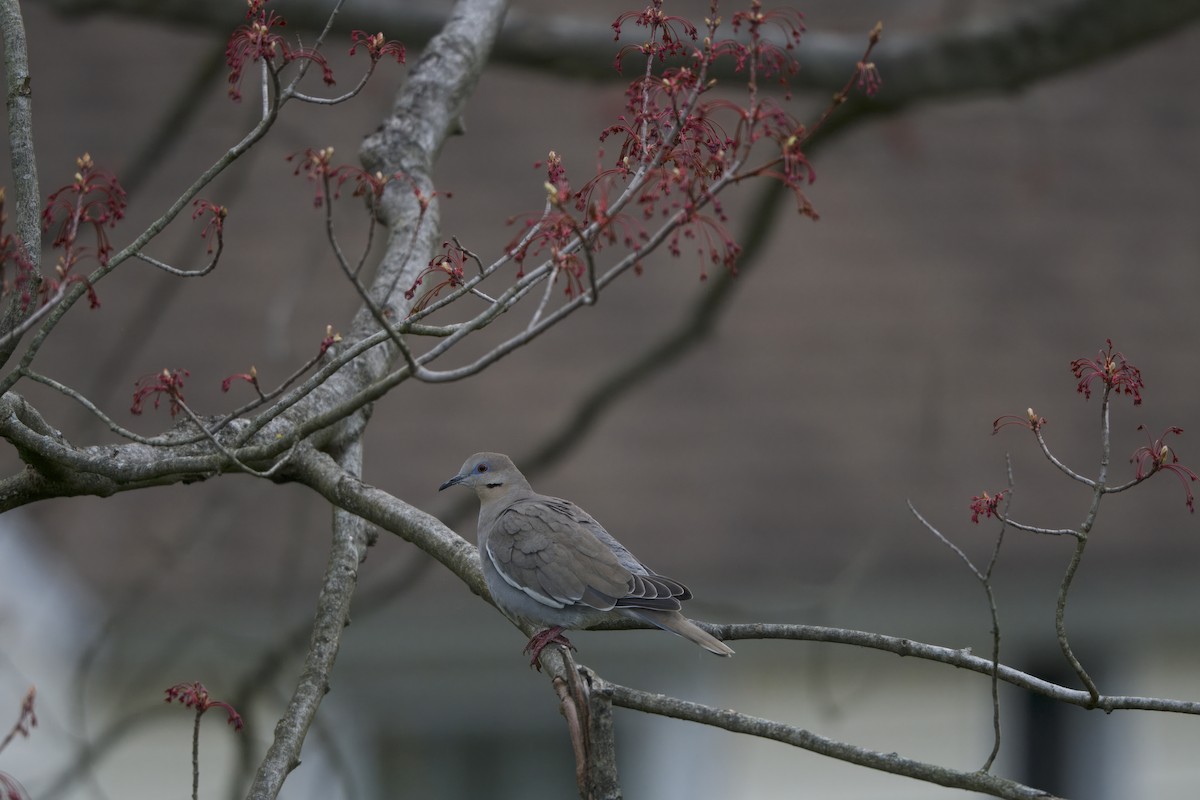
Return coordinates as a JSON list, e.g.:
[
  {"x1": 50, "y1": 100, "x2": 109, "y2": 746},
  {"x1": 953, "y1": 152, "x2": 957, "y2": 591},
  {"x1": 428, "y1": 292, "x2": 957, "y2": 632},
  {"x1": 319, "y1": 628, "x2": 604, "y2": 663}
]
[{"x1": 440, "y1": 452, "x2": 734, "y2": 667}]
